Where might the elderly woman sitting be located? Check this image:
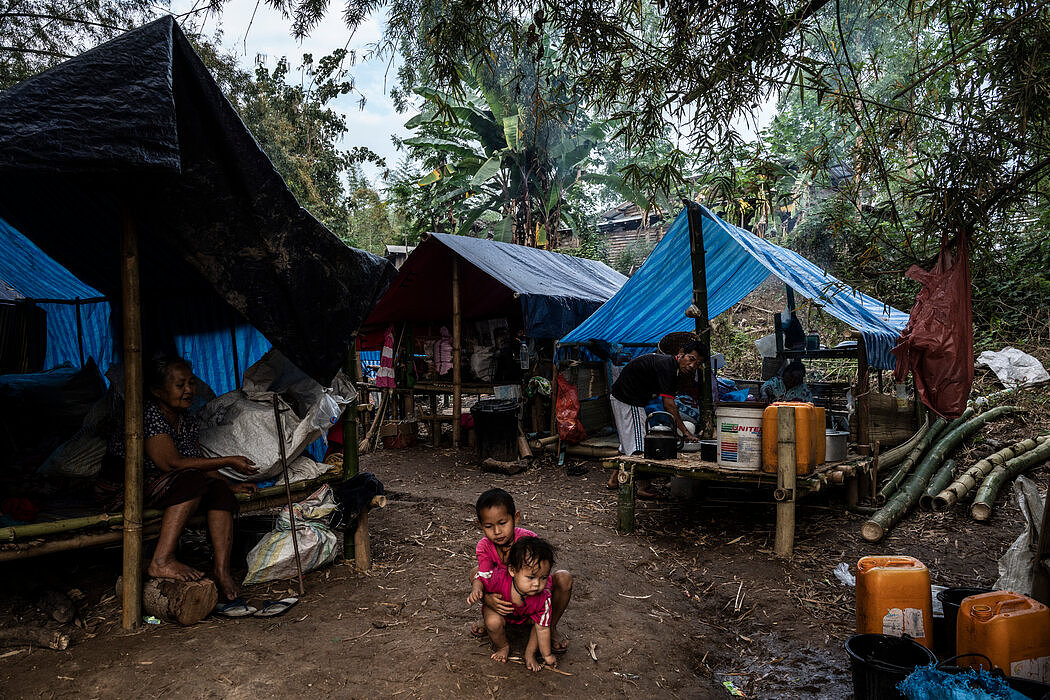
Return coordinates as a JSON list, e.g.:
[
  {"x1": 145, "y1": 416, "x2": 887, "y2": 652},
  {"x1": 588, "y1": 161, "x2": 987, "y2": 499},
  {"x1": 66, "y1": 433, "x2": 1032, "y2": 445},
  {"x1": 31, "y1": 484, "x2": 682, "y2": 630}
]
[{"x1": 98, "y1": 354, "x2": 257, "y2": 602}]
